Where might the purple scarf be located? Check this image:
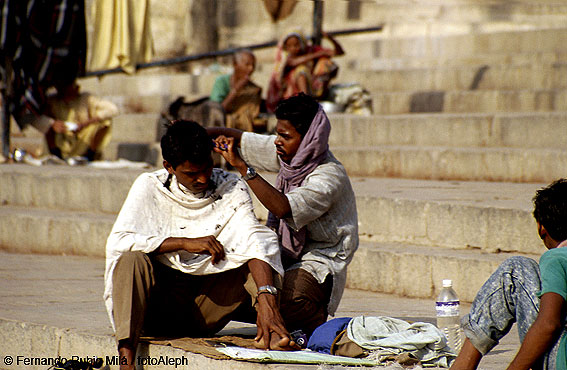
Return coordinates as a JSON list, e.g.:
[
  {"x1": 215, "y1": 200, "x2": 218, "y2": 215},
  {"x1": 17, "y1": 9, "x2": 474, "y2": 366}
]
[{"x1": 267, "y1": 106, "x2": 331, "y2": 258}]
